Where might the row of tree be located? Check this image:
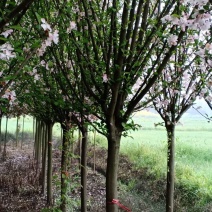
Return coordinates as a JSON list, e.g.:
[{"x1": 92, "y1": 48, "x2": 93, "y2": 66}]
[{"x1": 1, "y1": 0, "x2": 212, "y2": 212}]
